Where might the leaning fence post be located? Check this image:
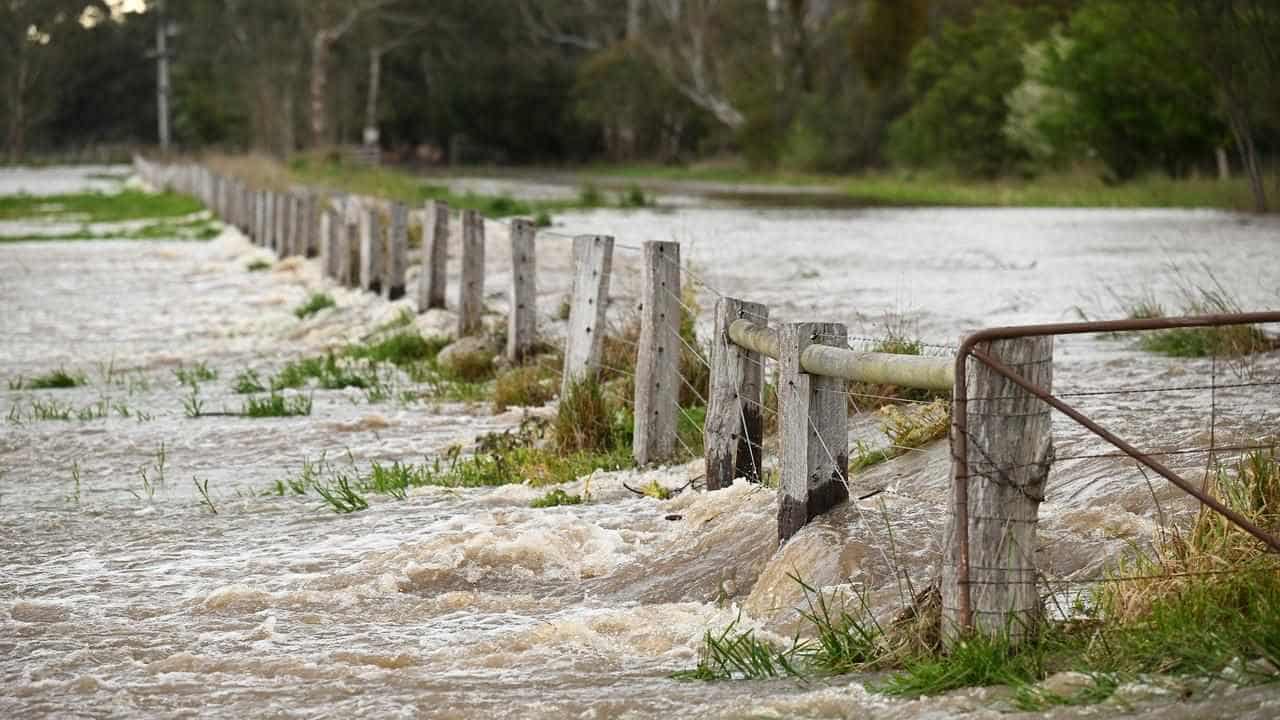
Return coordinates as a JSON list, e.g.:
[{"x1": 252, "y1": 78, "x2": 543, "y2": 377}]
[
  {"x1": 633, "y1": 241, "x2": 682, "y2": 466},
  {"x1": 942, "y1": 336, "x2": 1053, "y2": 648},
  {"x1": 386, "y1": 202, "x2": 408, "y2": 300},
  {"x1": 360, "y1": 205, "x2": 383, "y2": 294},
  {"x1": 418, "y1": 200, "x2": 449, "y2": 311},
  {"x1": 507, "y1": 218, "x2": 537, "y2": 363},
  {"x1": 705, "y1": 298, "x2": 769, "y2": 489},
  {"x1": 561, "y1": 235, "x2": 613, "y2": 395},
  {"x1": 777, "y1": 321, "x2": 849, "y2": 543}
]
